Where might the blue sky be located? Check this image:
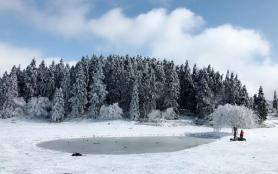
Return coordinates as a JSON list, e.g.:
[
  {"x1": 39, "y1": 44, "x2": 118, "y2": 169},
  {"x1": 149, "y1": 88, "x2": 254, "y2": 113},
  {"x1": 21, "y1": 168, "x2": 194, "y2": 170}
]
[{"x1": 0, "y1": 0, "x2": 277, "y2": 98}]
